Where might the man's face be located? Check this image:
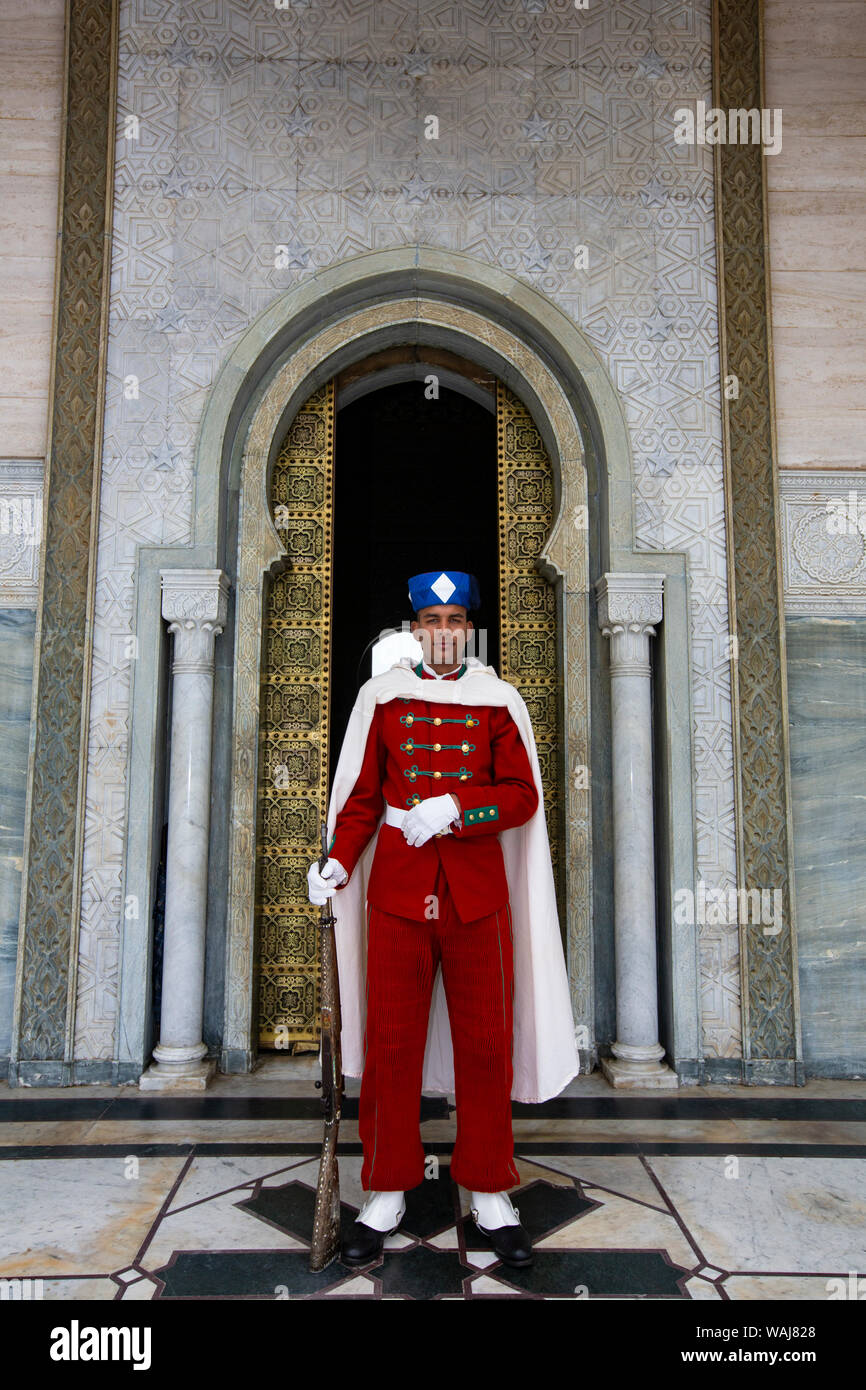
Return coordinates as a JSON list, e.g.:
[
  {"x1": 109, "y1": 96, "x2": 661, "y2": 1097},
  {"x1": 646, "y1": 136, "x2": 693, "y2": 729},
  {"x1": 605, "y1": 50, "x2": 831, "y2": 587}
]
[{"x1": 410, "y1": 604, "x2": 474, "y2": 667}]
